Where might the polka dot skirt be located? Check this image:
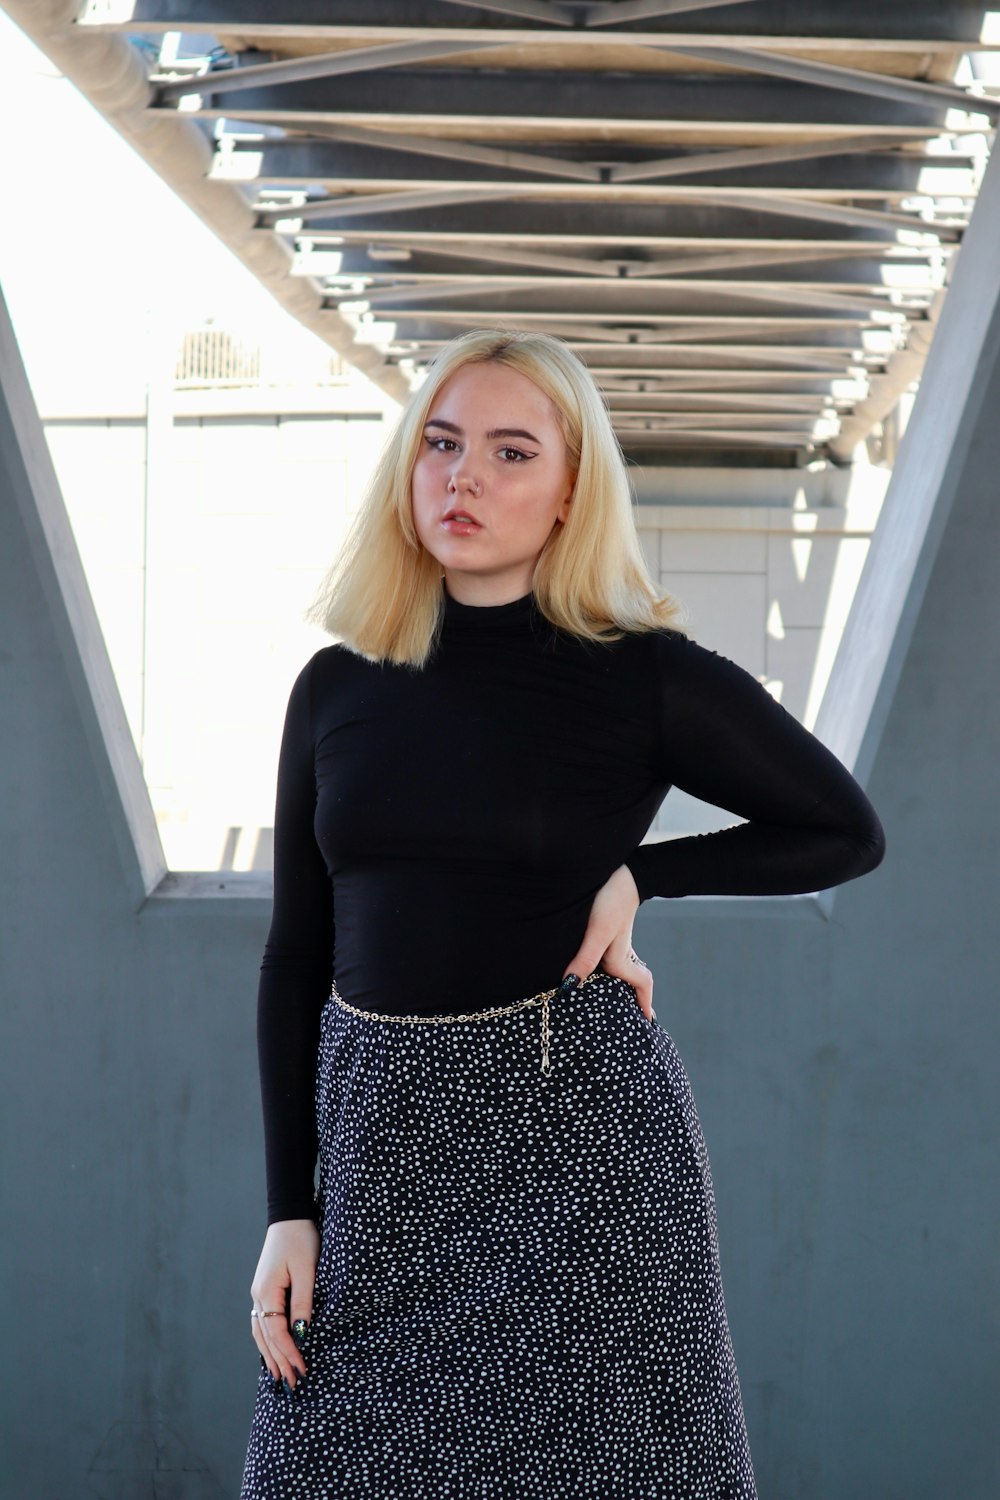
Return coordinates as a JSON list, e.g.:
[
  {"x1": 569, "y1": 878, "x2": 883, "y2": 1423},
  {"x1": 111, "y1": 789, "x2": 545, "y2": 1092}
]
[{"x1": 241, "y1": 972, "x2": 757, "y2": 1498}]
